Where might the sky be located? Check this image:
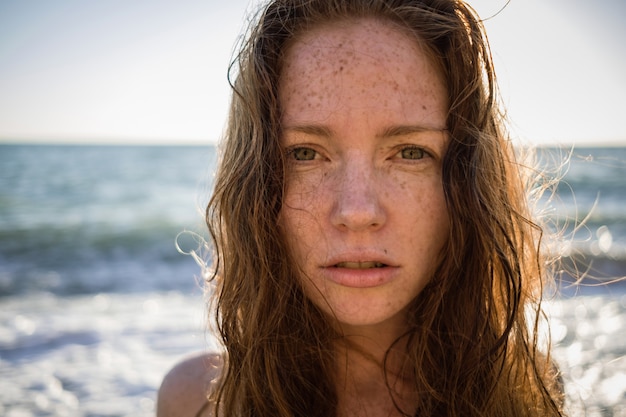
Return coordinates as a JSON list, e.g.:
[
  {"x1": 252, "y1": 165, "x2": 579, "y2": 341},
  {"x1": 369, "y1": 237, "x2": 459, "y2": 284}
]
[{"x1": 0, "y1": 0, "x2": 624, "y2": 146}]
